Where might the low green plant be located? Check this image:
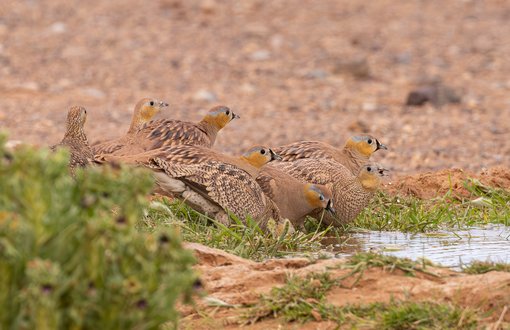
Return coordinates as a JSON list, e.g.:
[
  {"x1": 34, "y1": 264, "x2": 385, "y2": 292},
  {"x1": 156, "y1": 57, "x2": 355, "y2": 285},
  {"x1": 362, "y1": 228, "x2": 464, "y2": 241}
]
[
  {"x1": 343, "y1": 252, "x2": 435, "y2": 276},
  {"x1": 461, "y1": 260, "x2": 510, "y2": 274},
  {"x1": 378, "y1": 300, "x2": 477, "y2": 330},
  {"x1": 0, "y1": 138, "x2": 196, "y2": 329},
  {"x1": 246, "y1": 272, "x2": 341, "y2": 323}
]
